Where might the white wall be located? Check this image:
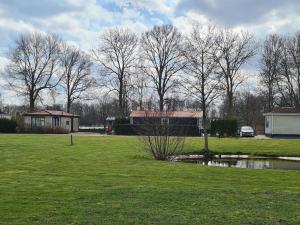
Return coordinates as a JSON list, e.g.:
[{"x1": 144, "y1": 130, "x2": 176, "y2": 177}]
[
  {"x1": 272, "y1": 115, "x2": 300, "y2": 135},
  {"x1": 73, "y1": 118, "x2": 79, "y2": 132}
]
